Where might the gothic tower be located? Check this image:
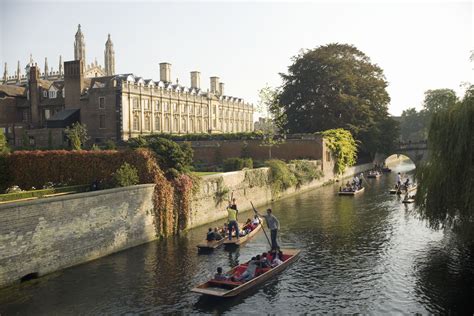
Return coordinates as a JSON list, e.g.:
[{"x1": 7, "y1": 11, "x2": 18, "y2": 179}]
[
  {"x1": 44, "y1": 57, "x2": 49, "y2": 79},
  {"x1": 104, "y1": 34, "x2": 115, "y2": 76},
  {"x1": 74, "y1": 24, "x2": 86, "y2": 62}
]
